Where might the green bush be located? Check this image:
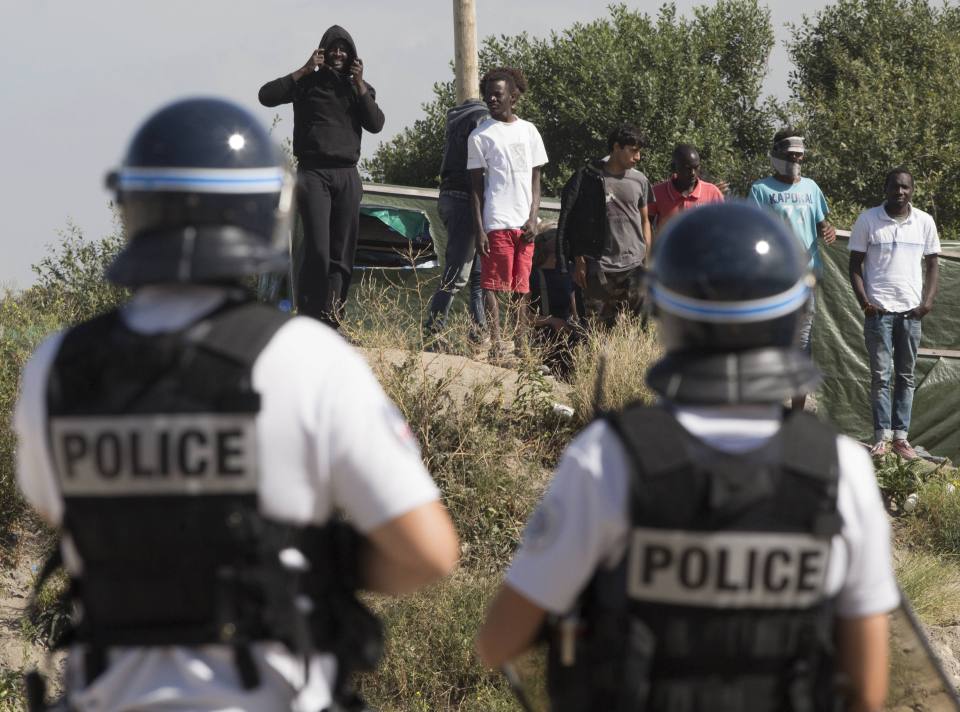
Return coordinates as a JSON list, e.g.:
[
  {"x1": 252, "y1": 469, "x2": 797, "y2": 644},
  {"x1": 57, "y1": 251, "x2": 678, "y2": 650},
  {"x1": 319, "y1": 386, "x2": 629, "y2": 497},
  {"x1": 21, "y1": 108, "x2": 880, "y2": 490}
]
[
  {"x1": 0, "y1": 222, "x2": 126, "y2": 553},
  {"x1": 788, "y1": 0, "x2": 960, "y2": 232}
]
